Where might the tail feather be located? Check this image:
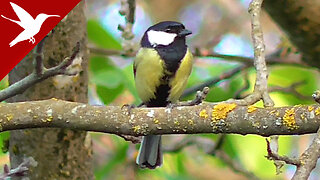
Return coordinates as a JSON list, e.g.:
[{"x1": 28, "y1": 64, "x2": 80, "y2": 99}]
[{"x1": 136, "y1": 135, "x2": 162, "y2": 169}]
